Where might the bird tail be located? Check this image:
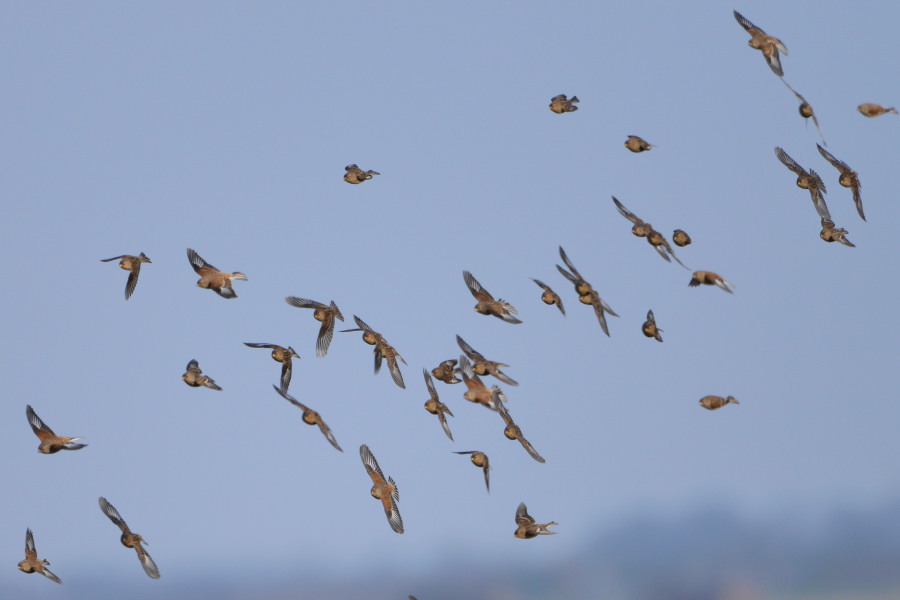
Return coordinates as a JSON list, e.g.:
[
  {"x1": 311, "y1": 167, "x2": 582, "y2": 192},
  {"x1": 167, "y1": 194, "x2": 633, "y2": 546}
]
[{"x1": 230, "y1": 272, "x2": 248, "y2": 281}]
